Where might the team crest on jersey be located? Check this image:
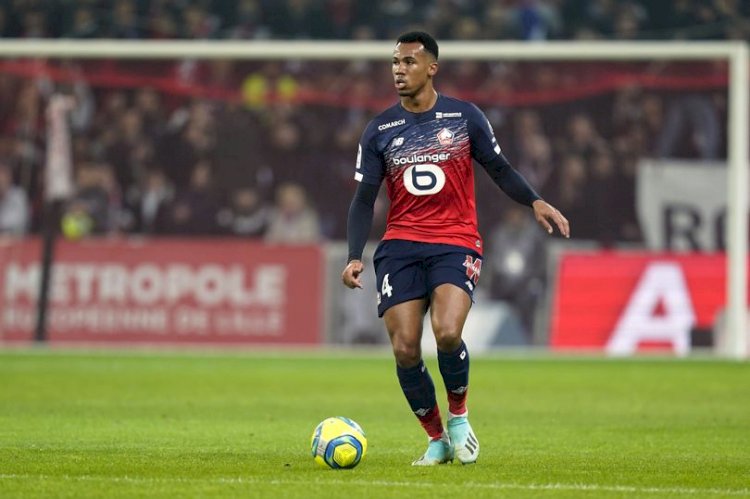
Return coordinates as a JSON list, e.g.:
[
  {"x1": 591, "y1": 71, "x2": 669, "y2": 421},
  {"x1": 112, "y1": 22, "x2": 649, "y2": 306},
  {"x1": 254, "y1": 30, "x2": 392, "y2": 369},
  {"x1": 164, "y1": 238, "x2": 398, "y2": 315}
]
[
  {"x1": 436, "y1": 128, "x2": 454, "y2": 146},
  {"x1": 463, "y1": 255, "x2": 482, "y2": 285}
]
